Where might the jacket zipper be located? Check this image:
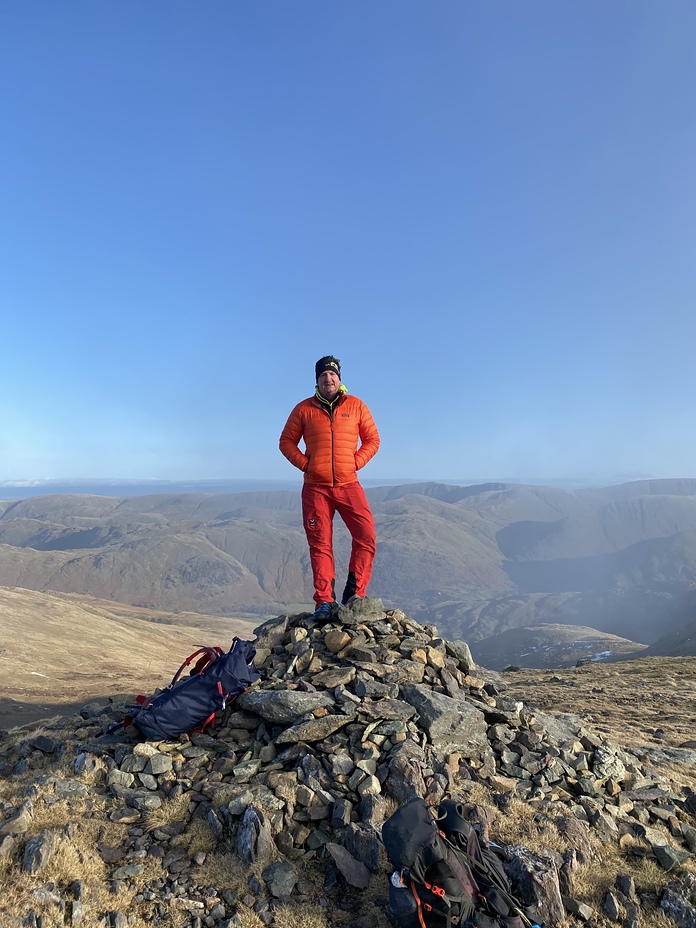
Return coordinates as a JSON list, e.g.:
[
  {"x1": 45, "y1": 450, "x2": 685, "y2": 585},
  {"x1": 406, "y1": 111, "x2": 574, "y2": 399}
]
[{"x1": 316, "y1": 394, "x2": 339, "y2": 486}]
